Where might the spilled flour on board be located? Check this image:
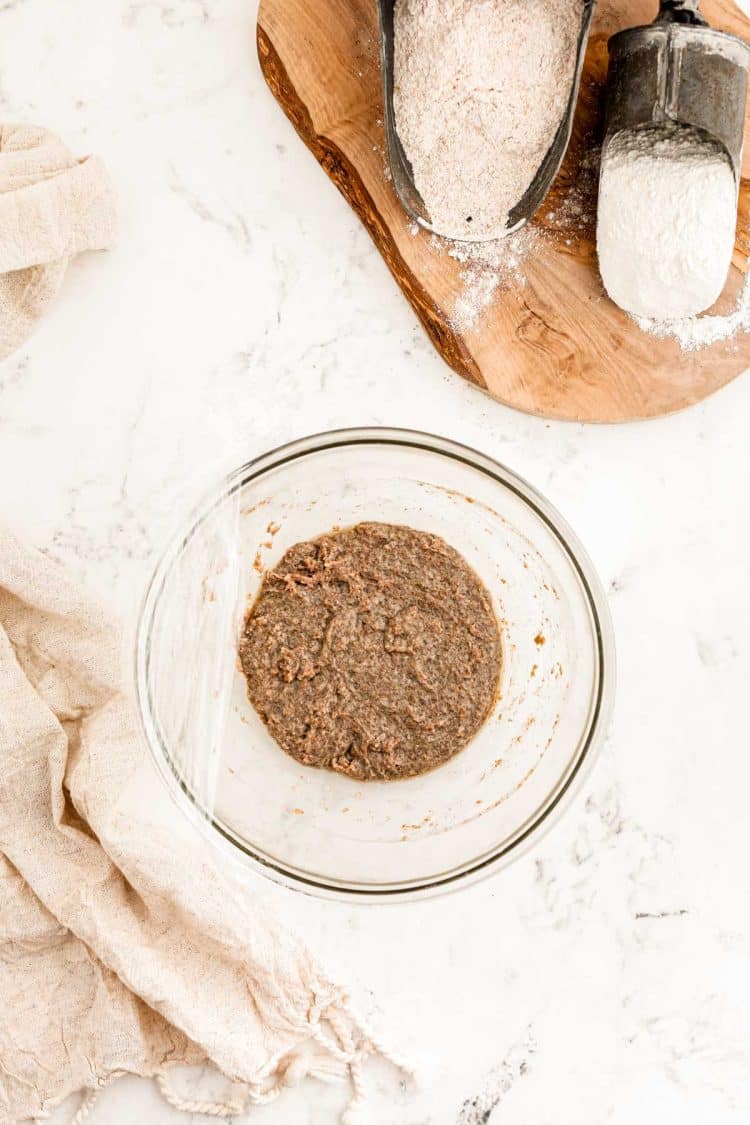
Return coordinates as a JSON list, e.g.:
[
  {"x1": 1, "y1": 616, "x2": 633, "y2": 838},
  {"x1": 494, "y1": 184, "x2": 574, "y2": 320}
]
[
  {"x1": 635, "y1": 270, "x2": 750, "y2": 352},
  {"x1": 412, "y1": 142, "x2": 600, "y2": 334},
  {"x1": 404, "y1": 136, "x2": 750, "y2": 350},
  {"x1": 426, "y1": 226, "x2": 540, "y2": 332},
  {"x1": 403, "y1": 139, "x2": 596, "y2": 335},
  {"x1": 545, "y1": 146, "x2": 600, "y2": 239}
]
